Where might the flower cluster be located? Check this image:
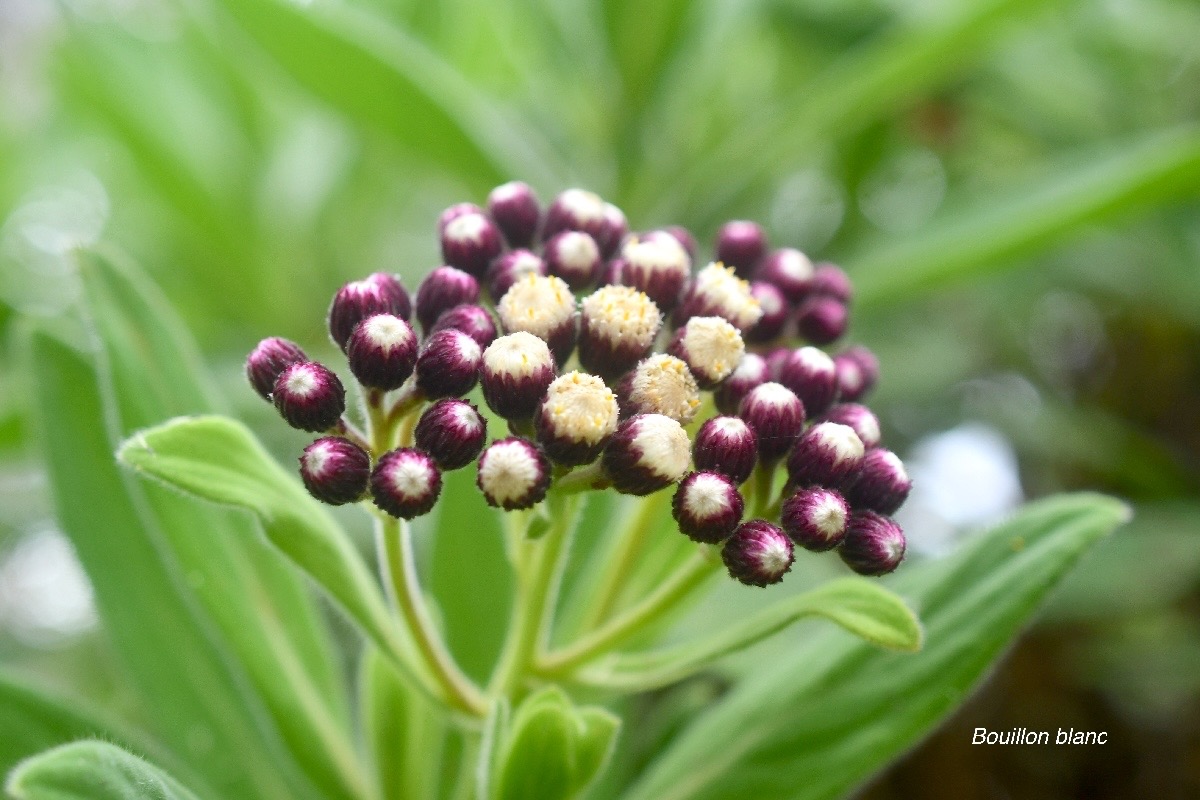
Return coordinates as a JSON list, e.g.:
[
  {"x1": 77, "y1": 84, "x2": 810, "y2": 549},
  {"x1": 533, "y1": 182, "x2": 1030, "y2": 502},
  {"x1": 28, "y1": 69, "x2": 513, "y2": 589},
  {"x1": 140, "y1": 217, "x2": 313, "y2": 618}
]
[{"x1": 246, "y1": 182, "x2": 911, "y2": 587}]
